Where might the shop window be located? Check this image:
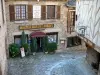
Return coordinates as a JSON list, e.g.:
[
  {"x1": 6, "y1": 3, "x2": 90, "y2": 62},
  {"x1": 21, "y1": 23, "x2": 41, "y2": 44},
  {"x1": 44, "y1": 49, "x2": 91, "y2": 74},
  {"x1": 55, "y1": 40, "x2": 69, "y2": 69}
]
[
  {"x1": 14, "y1": 35, "x2": 28, "y2": 47},
  {"x1": 46, "y1": 32, "x2": 58, "y2": 43},
  {"x1": 67, "y1": 36, "x2": 81, "y2": 47},
  {"x1": 14, "y1": 35, "x2": 21, "y2": 47}
]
